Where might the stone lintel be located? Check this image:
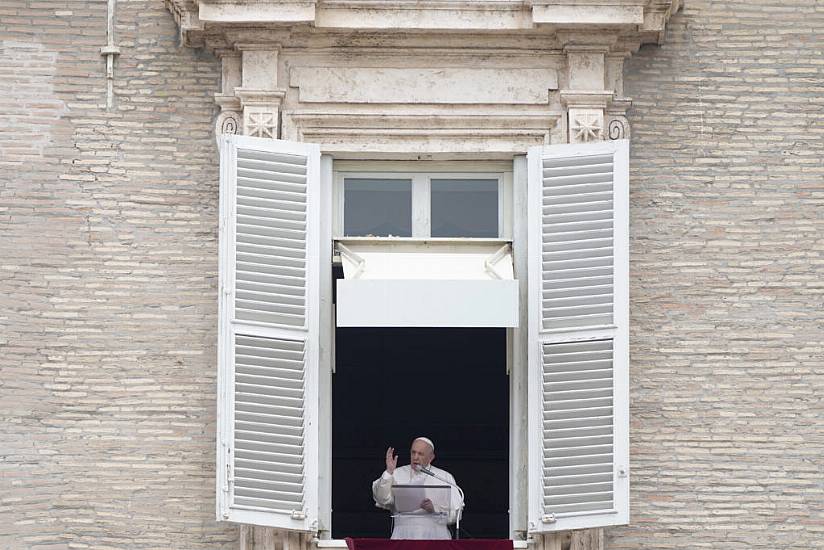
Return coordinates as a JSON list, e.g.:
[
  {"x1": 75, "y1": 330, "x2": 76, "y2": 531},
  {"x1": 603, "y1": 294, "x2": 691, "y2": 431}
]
[{"x1": 289, "y1": 67, "x2": 559, "y2": 105}]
